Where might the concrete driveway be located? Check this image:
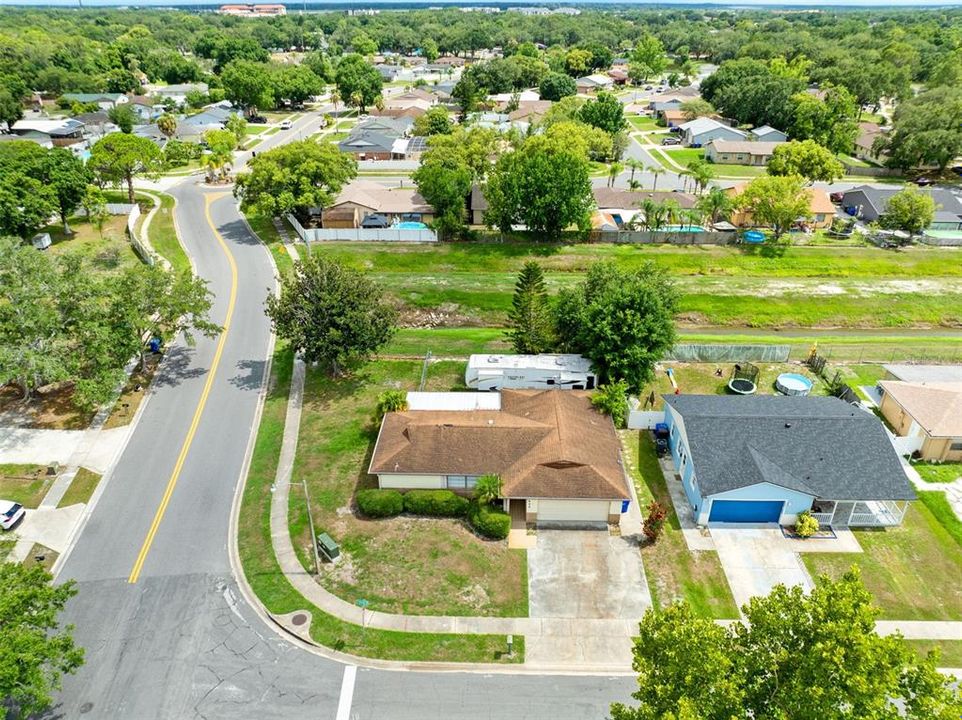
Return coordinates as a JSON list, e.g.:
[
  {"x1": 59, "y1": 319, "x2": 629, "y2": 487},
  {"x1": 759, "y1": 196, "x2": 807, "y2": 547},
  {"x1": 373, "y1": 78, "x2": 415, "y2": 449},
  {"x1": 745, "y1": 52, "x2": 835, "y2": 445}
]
[
  {"x1": 528, "y1": 530, "x2": 651, "y2": 619},
  {"x1": 711, "y1": 527, "x2": 814, "y2": 612}
]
